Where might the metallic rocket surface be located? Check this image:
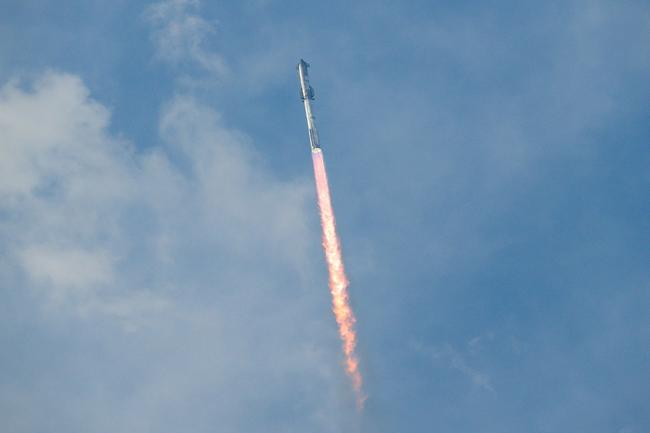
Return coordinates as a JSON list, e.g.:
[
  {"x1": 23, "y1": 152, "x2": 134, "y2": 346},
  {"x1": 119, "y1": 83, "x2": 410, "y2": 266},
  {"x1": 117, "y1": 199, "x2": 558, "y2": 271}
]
[{"x1": 297, "y1": 59, "x2": 321, "y2": 152}]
